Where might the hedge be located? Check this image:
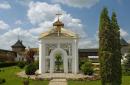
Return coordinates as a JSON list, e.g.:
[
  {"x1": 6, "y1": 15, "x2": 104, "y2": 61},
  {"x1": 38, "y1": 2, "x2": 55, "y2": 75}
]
[
  {"x1": 17, "y1": 61, "x2": 26, "y2": 69},
  {"x1": 0, "y1": 62, "x2": 18, "y2": 68}
]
